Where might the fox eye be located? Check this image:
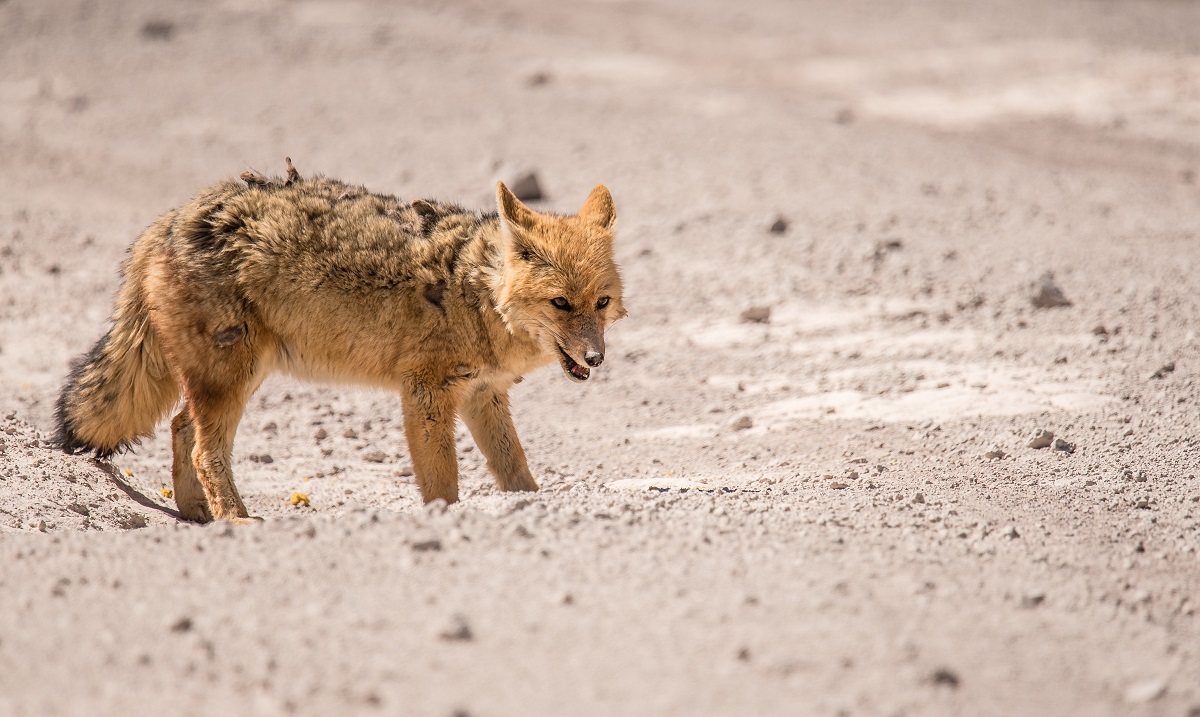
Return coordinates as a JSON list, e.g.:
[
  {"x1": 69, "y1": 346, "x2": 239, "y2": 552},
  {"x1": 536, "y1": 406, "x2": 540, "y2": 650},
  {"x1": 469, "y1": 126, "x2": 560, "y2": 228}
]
[
  {"x1": 596, "y1": 296, "x2": 610, "y2": 310},
  {"x1": 551, "y1": 297, "x2": 572, "y2": 311}
]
